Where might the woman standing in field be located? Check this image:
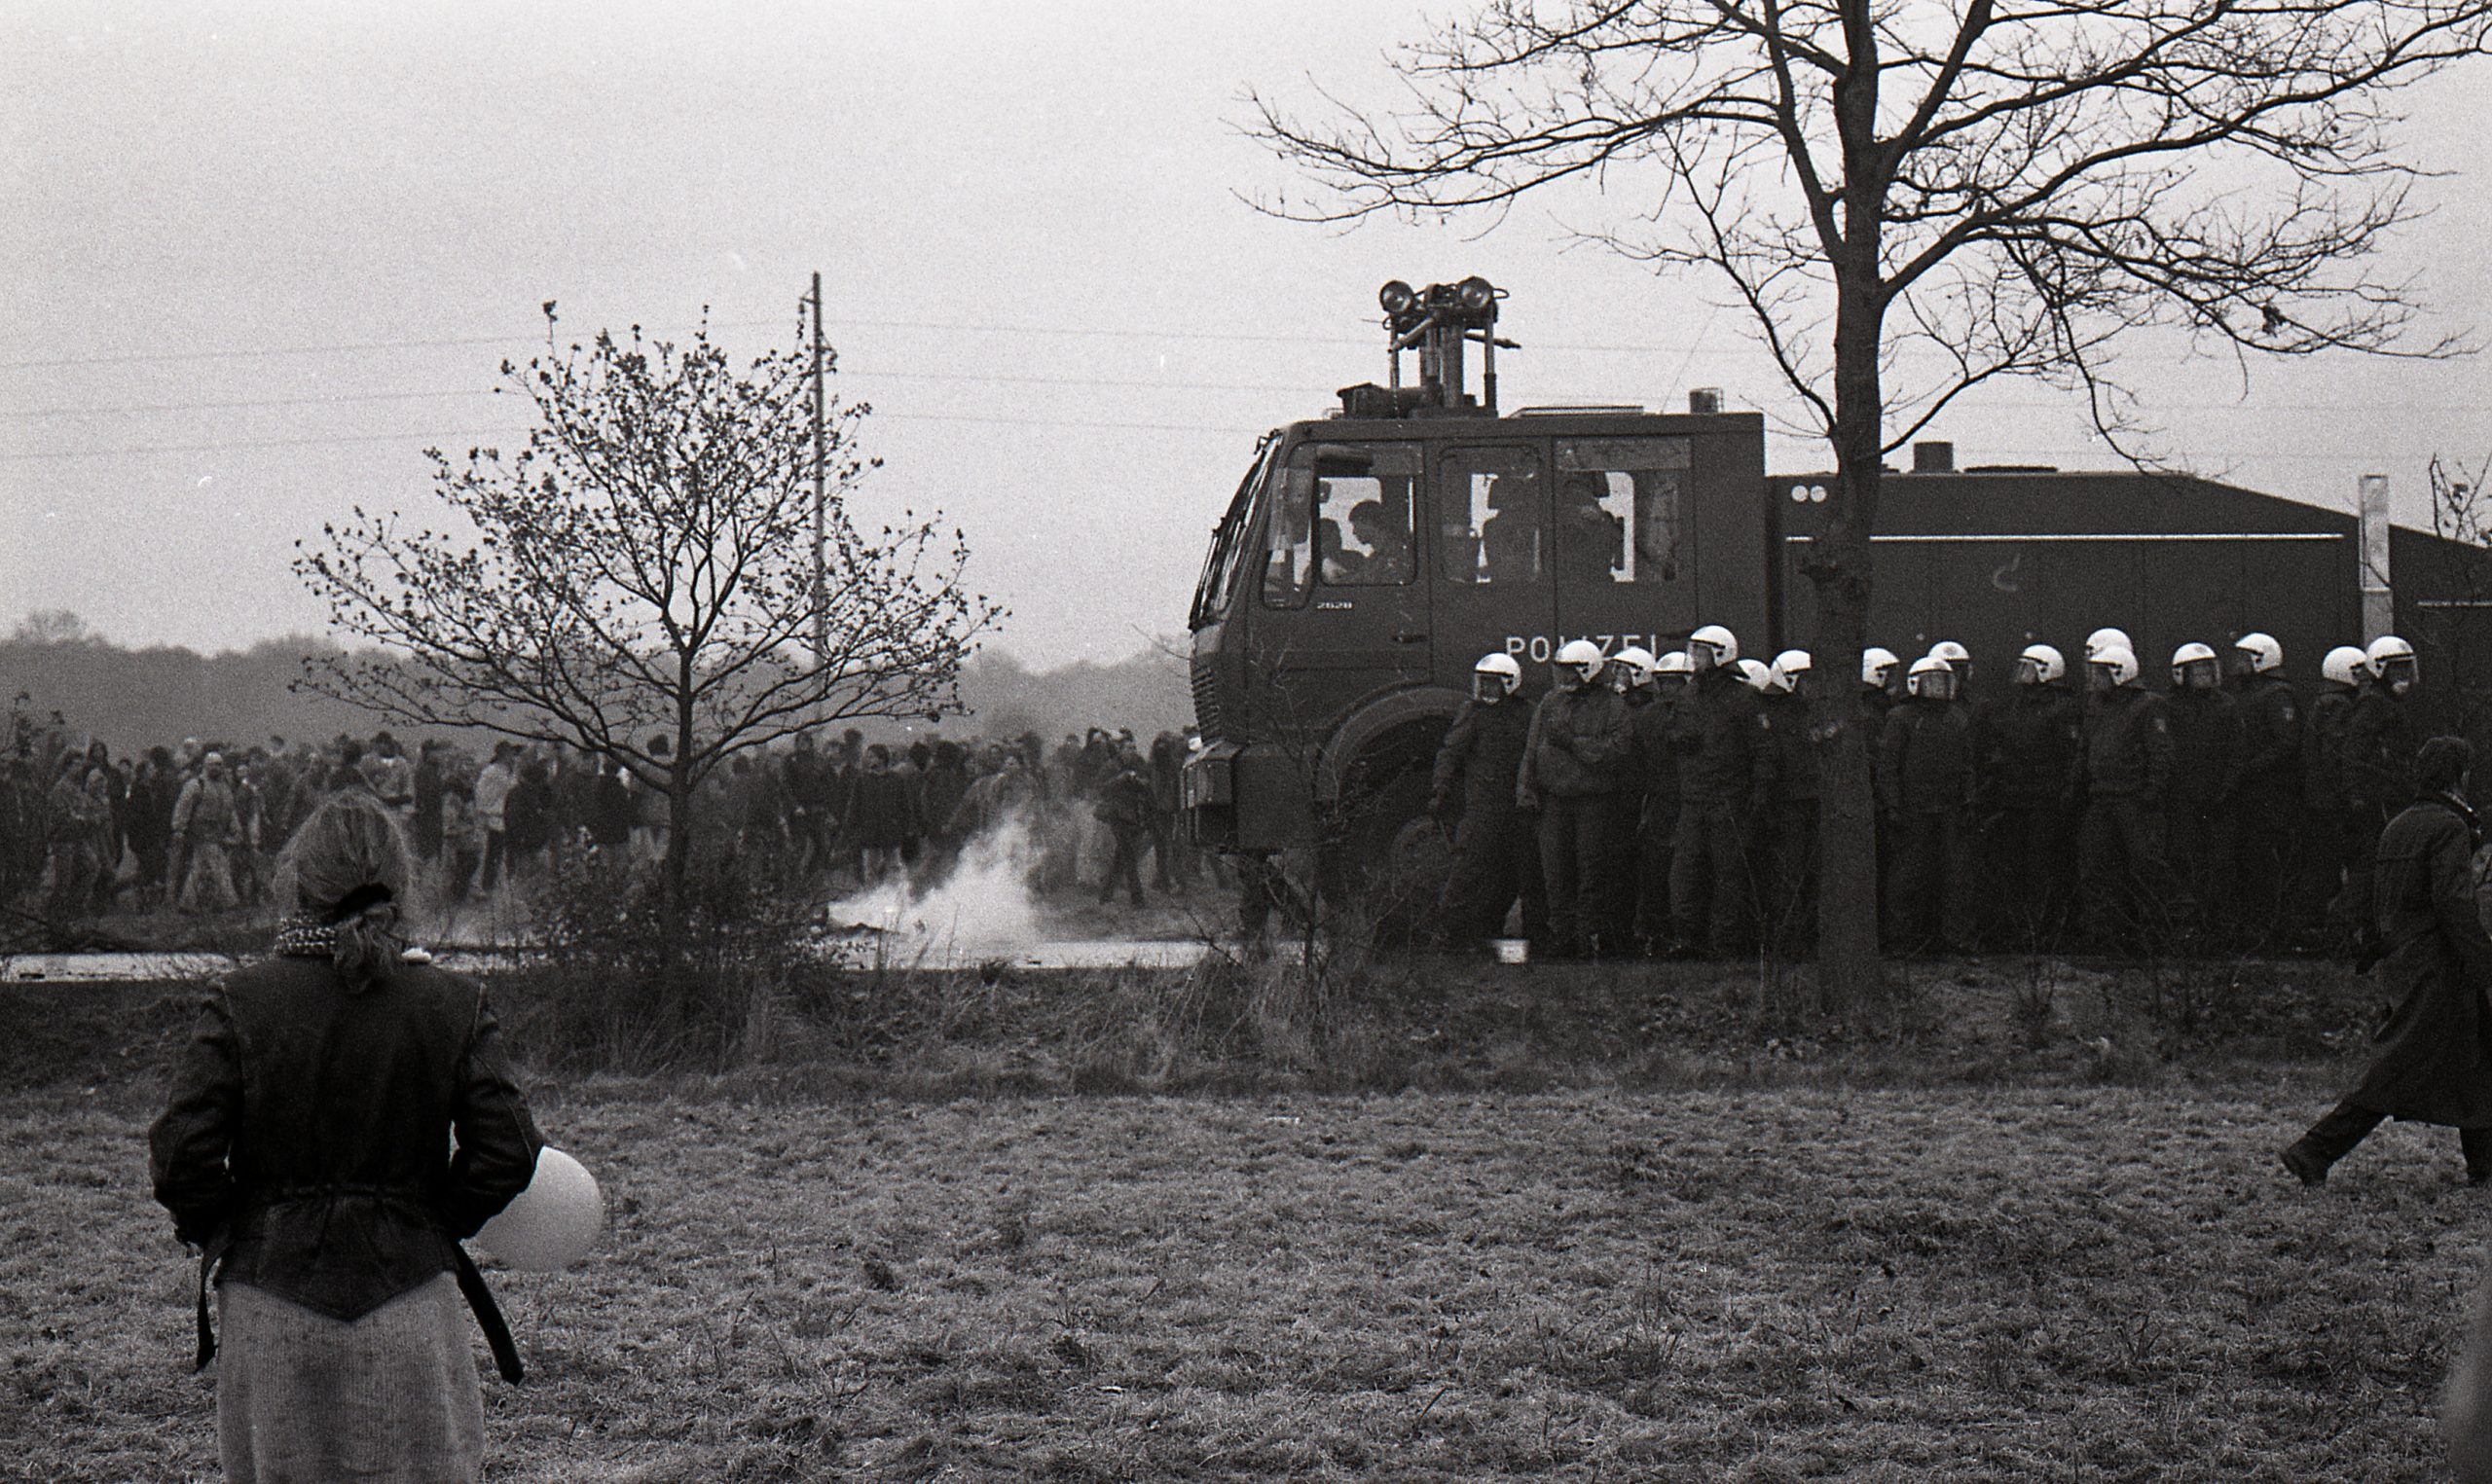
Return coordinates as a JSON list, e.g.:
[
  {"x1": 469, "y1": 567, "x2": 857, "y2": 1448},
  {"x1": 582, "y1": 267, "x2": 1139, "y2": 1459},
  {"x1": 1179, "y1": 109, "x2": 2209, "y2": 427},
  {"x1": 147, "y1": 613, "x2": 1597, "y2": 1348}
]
[
  {"x1": 150, "y1": 788, "x2": 543, "y2": 1482},
  {"x1": 2283, "y1": 735, "x2": 2492, "y2": 1187}
]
